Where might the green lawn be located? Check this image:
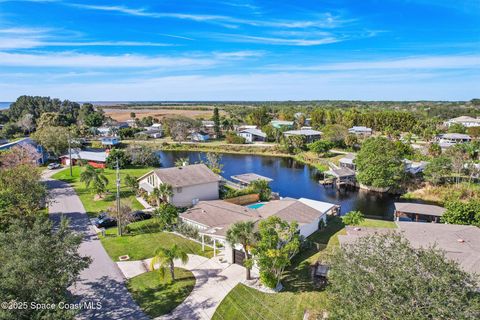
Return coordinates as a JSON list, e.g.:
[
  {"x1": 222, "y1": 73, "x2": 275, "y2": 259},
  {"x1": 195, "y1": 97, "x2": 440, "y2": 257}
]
[
  {"x1": 357, "y1": 218, "x2": 397, "y2": 229},
  {"x1": 213, "y1": 217, "x2": 395, "y2": 320},
  {"x1": 127, "y1": 267, "x2": 195, "y2": 318},
  {"x1": 100, "y1": 219, "x2": 214, "y2": 261},
  {"x1": 51, "y1": 166, "x2": 154, "y2": 216}
]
